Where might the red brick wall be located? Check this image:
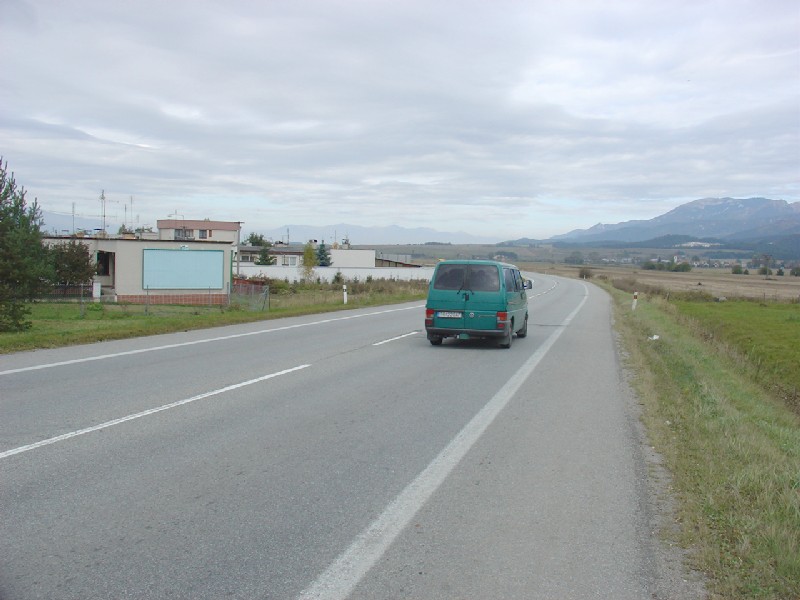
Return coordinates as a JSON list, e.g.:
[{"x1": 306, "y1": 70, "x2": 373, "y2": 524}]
[{"x1": 117, "y1": 294, "x2": 228, "y2": 306}]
